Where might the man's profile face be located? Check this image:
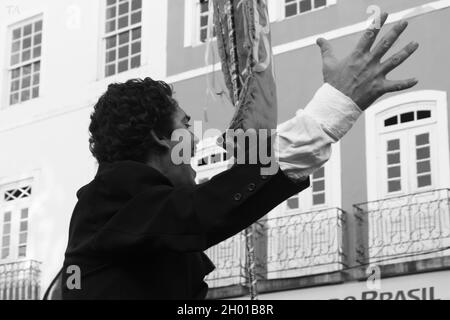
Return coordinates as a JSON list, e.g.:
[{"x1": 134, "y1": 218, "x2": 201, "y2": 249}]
[
  {"x1": 170, "y1": 105, "x2": 198, "y2": 156},
  {"x1": 164, "y1": 105, "x2": 199, "y2": 185}
]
